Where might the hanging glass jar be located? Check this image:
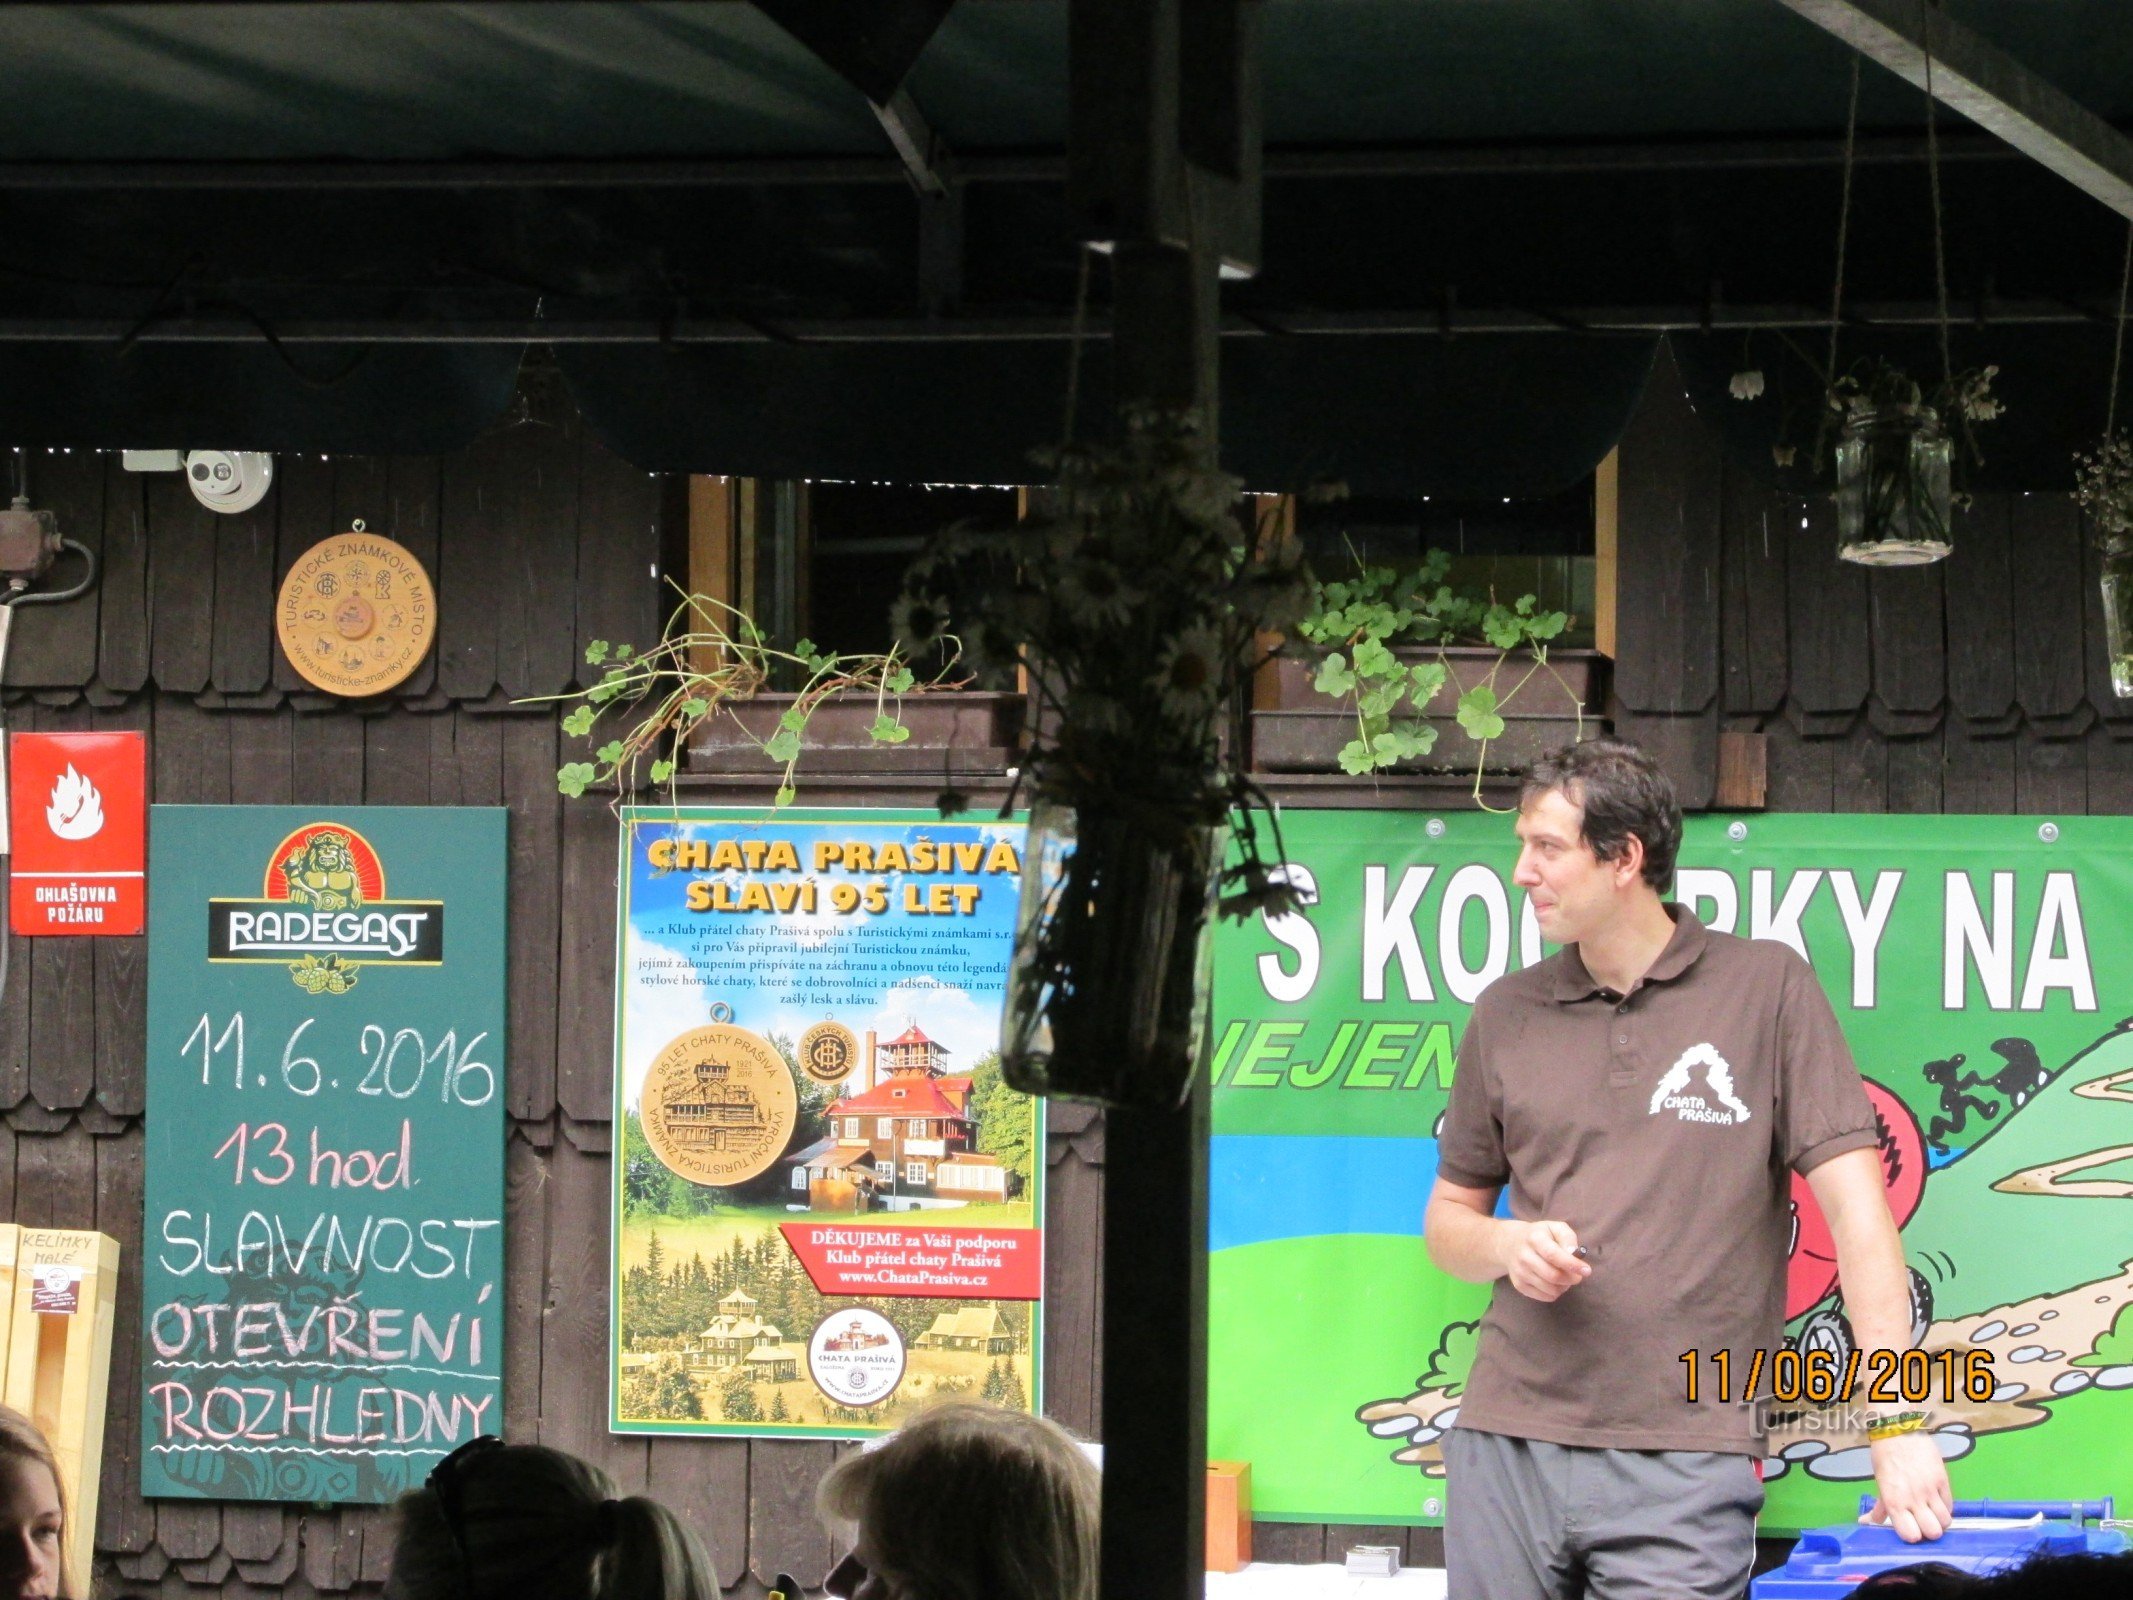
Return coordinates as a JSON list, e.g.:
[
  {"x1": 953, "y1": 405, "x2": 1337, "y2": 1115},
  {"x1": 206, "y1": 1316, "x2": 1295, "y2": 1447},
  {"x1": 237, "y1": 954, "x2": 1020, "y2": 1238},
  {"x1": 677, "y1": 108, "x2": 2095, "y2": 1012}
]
[
  {"x1": 1000, "y1": 801, "x2": 1226, "y2": 1110},
  {"x1": 1835, "y1": 403, "x2": 1954, "y2": 565},
  {"x1": 2101, "y1": 531, "x2": 2133, "y2": 699}
]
